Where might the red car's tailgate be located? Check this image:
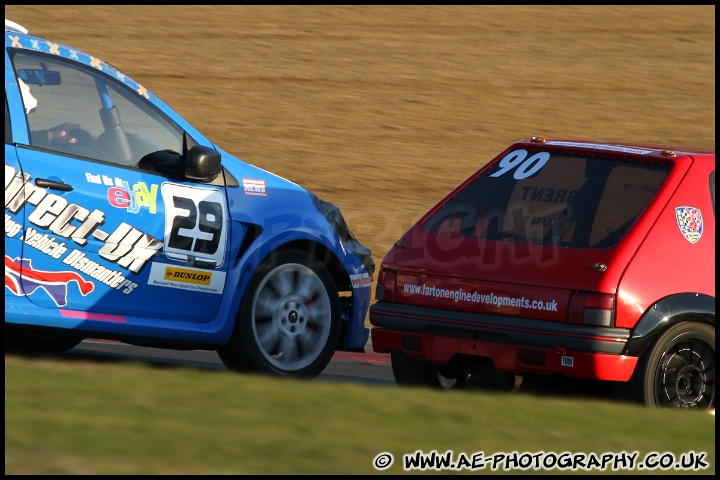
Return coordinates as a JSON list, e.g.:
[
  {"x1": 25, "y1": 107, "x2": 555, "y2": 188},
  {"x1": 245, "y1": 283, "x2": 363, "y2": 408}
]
[{"x1": 386, "y1": 231, "x2": 628, "y2": 322}]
